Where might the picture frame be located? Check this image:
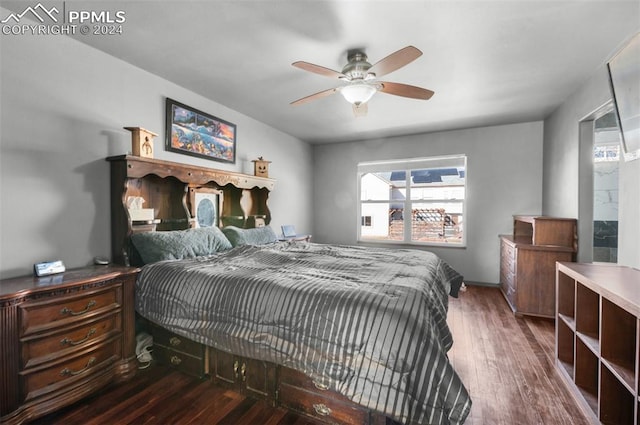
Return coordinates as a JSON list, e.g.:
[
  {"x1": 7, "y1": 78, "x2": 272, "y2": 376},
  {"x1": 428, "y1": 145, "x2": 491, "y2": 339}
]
[
  {"x1": 165, "y1": 98, "x2": 236, "y2": 164},
  {"x1": 607, "y1": 34, "x2": 640, "y2": 162},
  {"x1": 189, "y1": 187, "x2": 223, "y2": 228}
]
